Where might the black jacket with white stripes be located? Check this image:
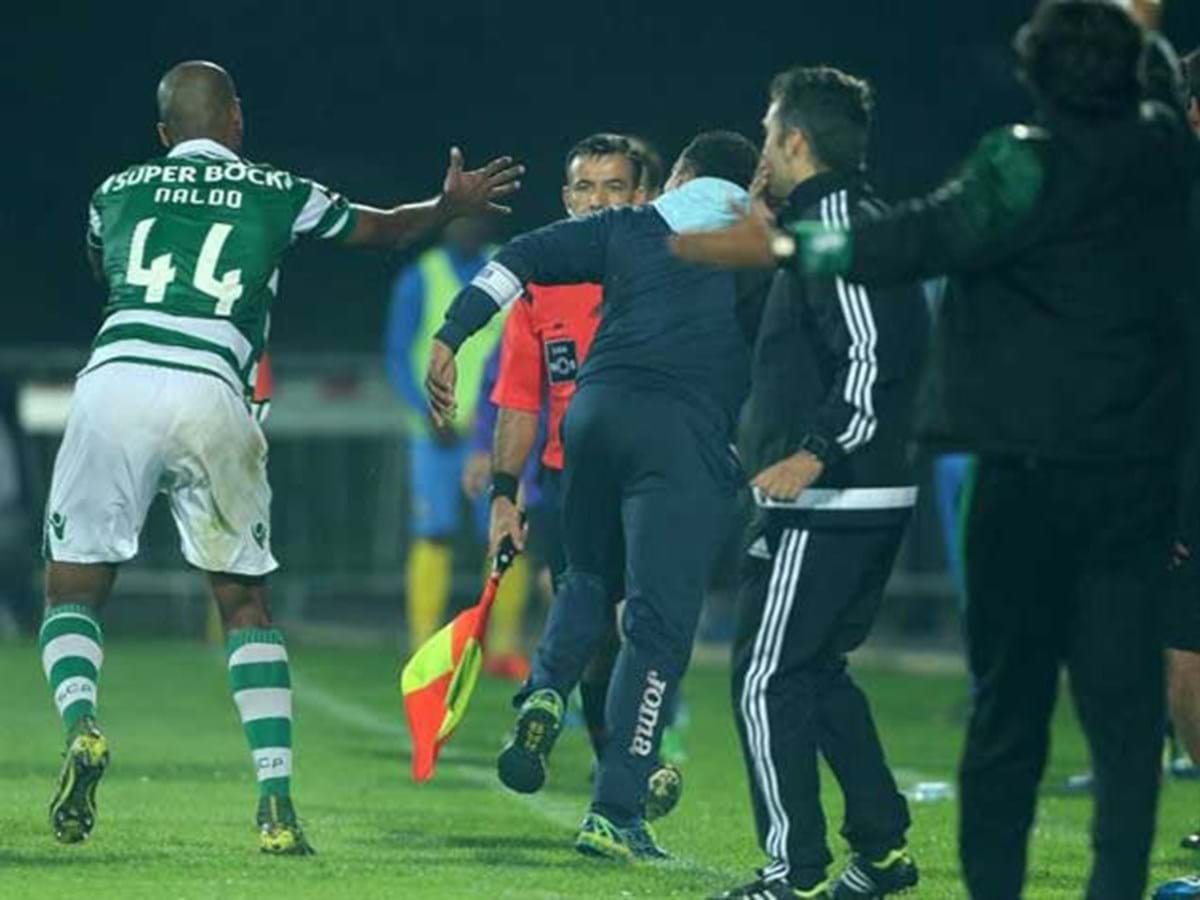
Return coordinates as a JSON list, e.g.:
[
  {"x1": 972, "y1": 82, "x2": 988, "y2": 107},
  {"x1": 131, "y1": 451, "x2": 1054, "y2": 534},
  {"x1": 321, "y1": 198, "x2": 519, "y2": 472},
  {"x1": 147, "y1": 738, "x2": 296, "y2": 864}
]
[{"x1": 740, "y1": 173, "x2": 929, "y2": 527}]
